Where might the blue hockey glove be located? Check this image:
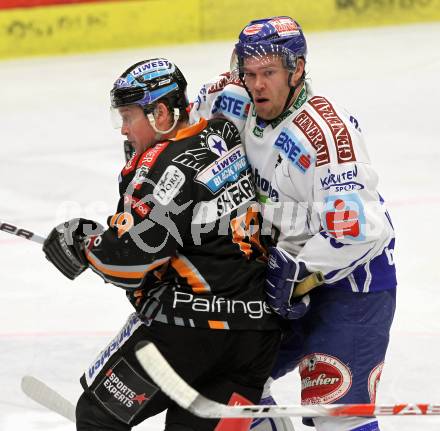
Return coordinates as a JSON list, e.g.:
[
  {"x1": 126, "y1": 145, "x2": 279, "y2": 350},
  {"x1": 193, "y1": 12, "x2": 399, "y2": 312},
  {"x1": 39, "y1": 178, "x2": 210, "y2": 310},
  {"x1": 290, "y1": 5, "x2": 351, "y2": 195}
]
[
  {"x1": 43, "y1": 218, "x2": 103, "y2": 280},
  {"x1": 265, "y1": 246, "x2": 311, "y2": 319}
]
